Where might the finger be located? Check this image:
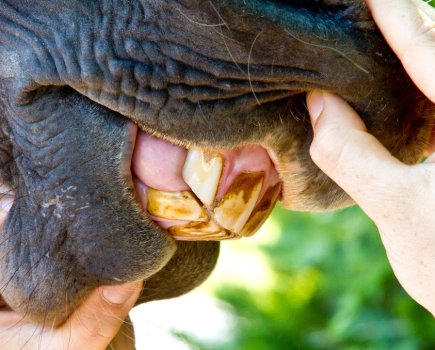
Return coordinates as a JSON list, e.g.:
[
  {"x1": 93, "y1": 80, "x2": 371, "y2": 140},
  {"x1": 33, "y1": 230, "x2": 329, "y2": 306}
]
[
  {"x1": 365, "y1": 0, "x2": 435, "y2": 102},
  {"x1": 63, "y1": 281, "x2": 142, "y2": 349},
  {"x1": 307, "y1": 91, "x2": 410, "y2": 219}
]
